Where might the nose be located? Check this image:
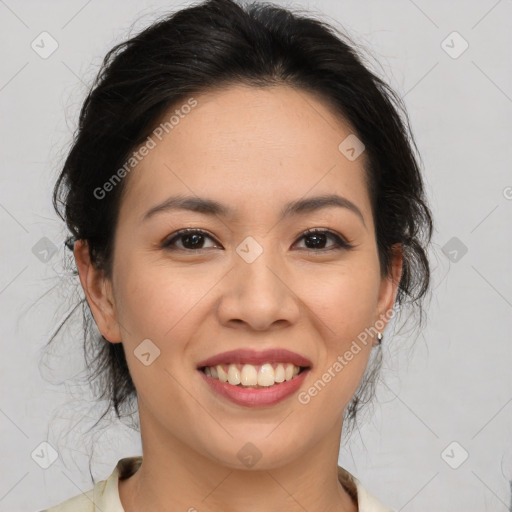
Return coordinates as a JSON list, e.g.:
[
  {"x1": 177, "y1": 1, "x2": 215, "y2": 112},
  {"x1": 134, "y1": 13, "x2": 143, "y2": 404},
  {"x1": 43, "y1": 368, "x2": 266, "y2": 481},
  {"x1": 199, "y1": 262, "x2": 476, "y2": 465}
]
[{"x1": 216, "y1": 246, "x2": 301, "y2": 332}]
